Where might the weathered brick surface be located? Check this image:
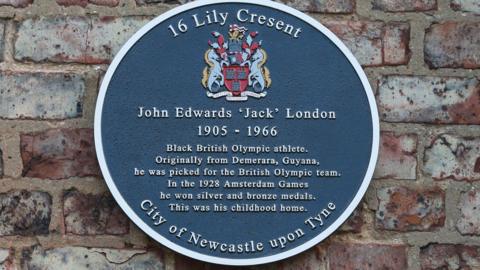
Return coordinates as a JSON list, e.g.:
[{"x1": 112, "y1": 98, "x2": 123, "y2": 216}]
[
  {"x1": 136, "y1": 0, "x2": 354, "y2": 13},
  {"x1": 15, "y1": 17, "x2": 87, "y2": 63},
  {"x1": 0, "y1": 72, "x2": 84, "y2": 120},
  {"x1": 22, "y1": 246, "x2": 164, "y2": 269},
  {"x1": 0, "y1": 0, "x2": 31, "y2": 7},
  {"x1": 20, "y1": 129, "x2": 100, "y2": 180},
  {"x1": 387, "y1": 22, "x2": 410, "y2": 64},
  {"x1": 374, "y1": 132, "x2": 417, "y2": 180},
  {"x1": 0, "y1": 249, "x2": 15, "y2": 269},
  {"x1": 339, "y1": 206, "x2": 364, "y2": 233},
  {"x1": 176, "y1": 248, "x2": 326, "y2": 270},
  {"x1": 0, "y1": 148, "x2": 3, "y2": 177},
  {"x1": 420, "y1": 244, "x2": 480, "y2": 269},
  {"x1": 323, "y1": 20, "x2": 410, "y2": 66},
  {"x1": 1, "y1": 0, "x2": 479, "y2": 268},
  {"x1": 328, "y1": 243, "x2": 408, "y2": 269},
  {"x1": 457, "y1": 190, "x2": 480, "y2": 235},
  {"x1": 86, "y1": 17, "x2": 150, "y2": 63},
  {"x1": 372, "y1": 0, "x2": 437, "y2": 12},
  {"x1": 324, "y1": 20, "x2": 380, "y2": 65},
  {"x1": 377, "y1": 76, "x2": 480, "y2": 124},
  {"x1": 384, "y1": 22, "x2": 410, "y2": 65},
  {"x1": 0, "y1": 21, "x2": 5, "y2": 62},
  {"x1": 175, "y1": 254, "x2": 267, "y2": 270},
  {"x1": 277, "y1": 247, "x2": 326, "y2": 270},
  {"x1": 376, "y1": 186, "x2": 445, "y2": 231},
  {"x1": 277, "y1": 0, "x2": 354, "y2": 13},
  {"x1": 451, "y1": 0, "x2": 480, "y2": 14},
  {"x1": 424, "y1": 134, "x2": 480, "y2": 181},
  {"x1": 174, "y1": 255, "x2": 206, "y2": 270},
  {"x1": 15, "y1": 17, "x2": 149, "y2": 64},
  {"x1": 425, "y1": 22, "x2": 480, "y2": 69},
  {"x1": 0, "y1": 190, "x2": 51, "y2": 236},
  {"x1": 135, "y1": 0, "x2": 184, "y2": 4},
  {"x1": 64, "y1": 189, "x2": 129, "y2": 235},
  {"x1": 57, "y1": 0, "x2": 119, "y2": 7}
]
